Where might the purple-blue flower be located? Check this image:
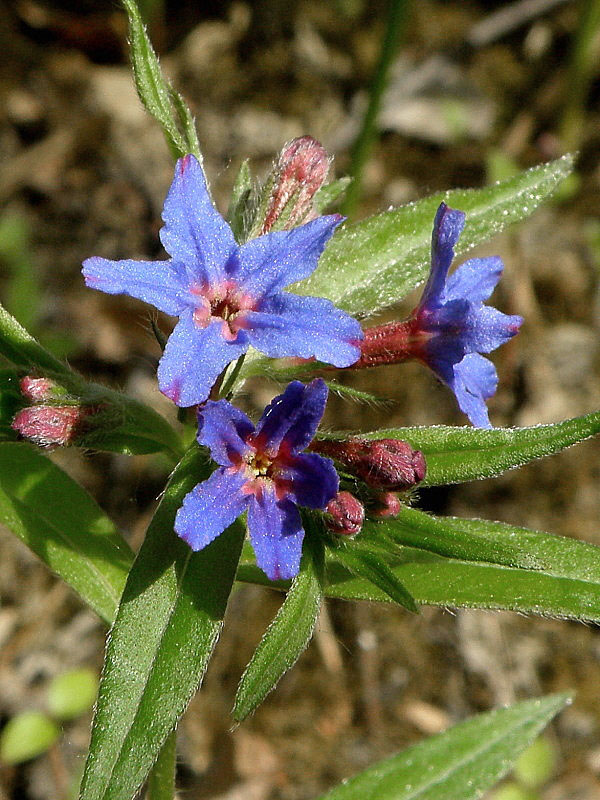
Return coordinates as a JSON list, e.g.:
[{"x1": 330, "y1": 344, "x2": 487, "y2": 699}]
[
  {"x1": 355, "y1": 202, "x2": 523, "y2": 427},
  {"x1": 415, "y1": 202, "x2": 523, "y2": 427},
  {"x1": 82, "y1": 154, "x2": 362, "y2": 407},
  {"x1": 175, "y1": 379, "x2": 338, "y2": 581}
]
